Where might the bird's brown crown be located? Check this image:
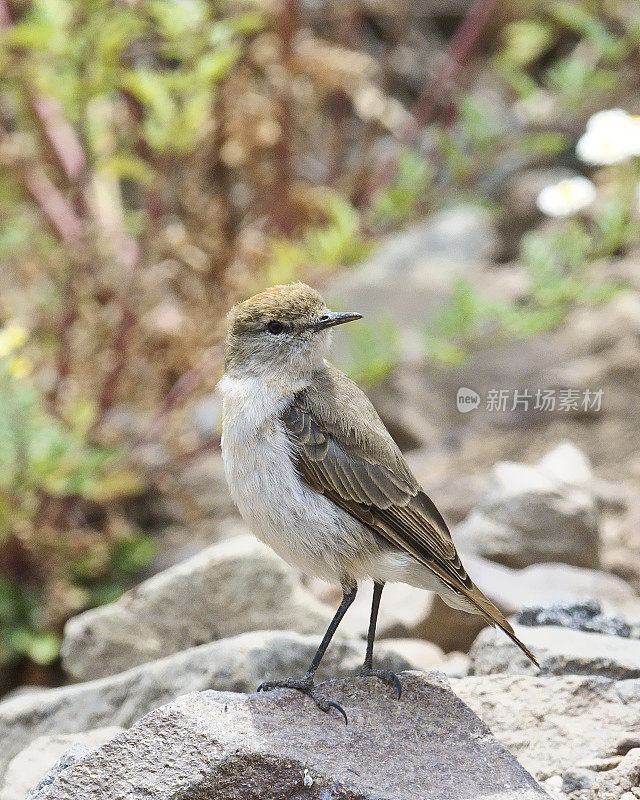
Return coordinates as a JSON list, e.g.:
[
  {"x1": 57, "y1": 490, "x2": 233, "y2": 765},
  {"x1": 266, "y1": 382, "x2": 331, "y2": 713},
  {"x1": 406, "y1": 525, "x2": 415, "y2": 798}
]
[{"x1": 228, "y1": 283, "x2": 325, "y2": 336}]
